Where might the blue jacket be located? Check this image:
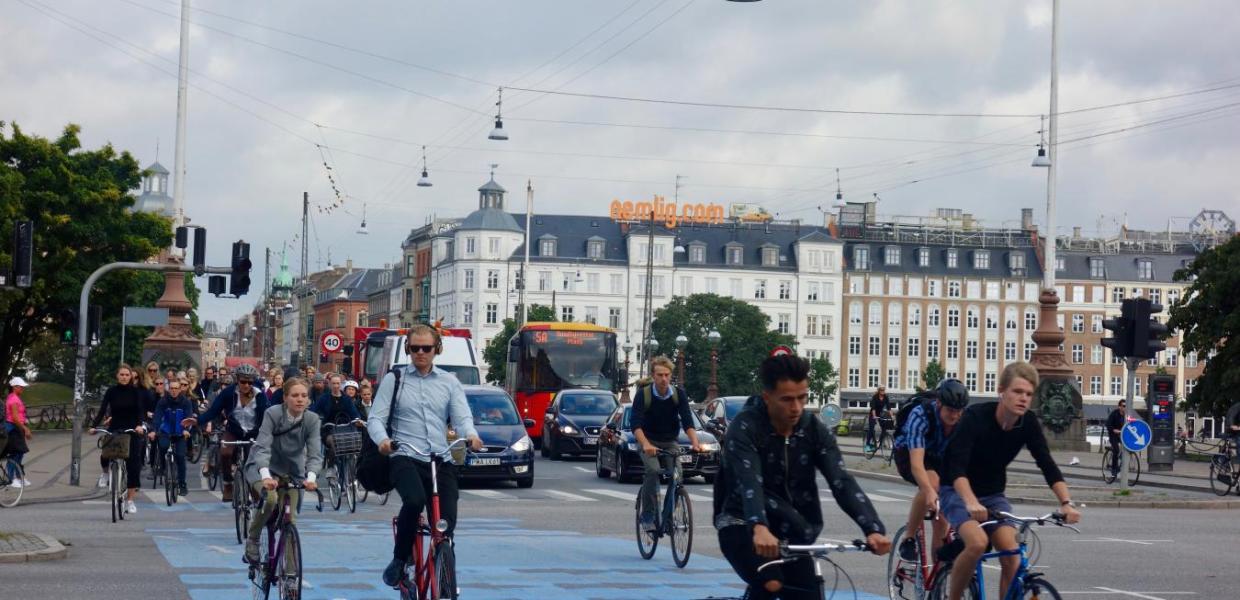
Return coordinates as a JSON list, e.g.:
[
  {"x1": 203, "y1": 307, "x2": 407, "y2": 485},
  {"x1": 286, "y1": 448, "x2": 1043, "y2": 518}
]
[
  {"x1": 197, "y1": 385, "x2": 270, "y2": 440},
  {"x1": 154, "y1": 394, "x2": 197, "y2": 436},
  {"x1": 312, "y1": 392, "x2": 361, "y2": 425}
]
